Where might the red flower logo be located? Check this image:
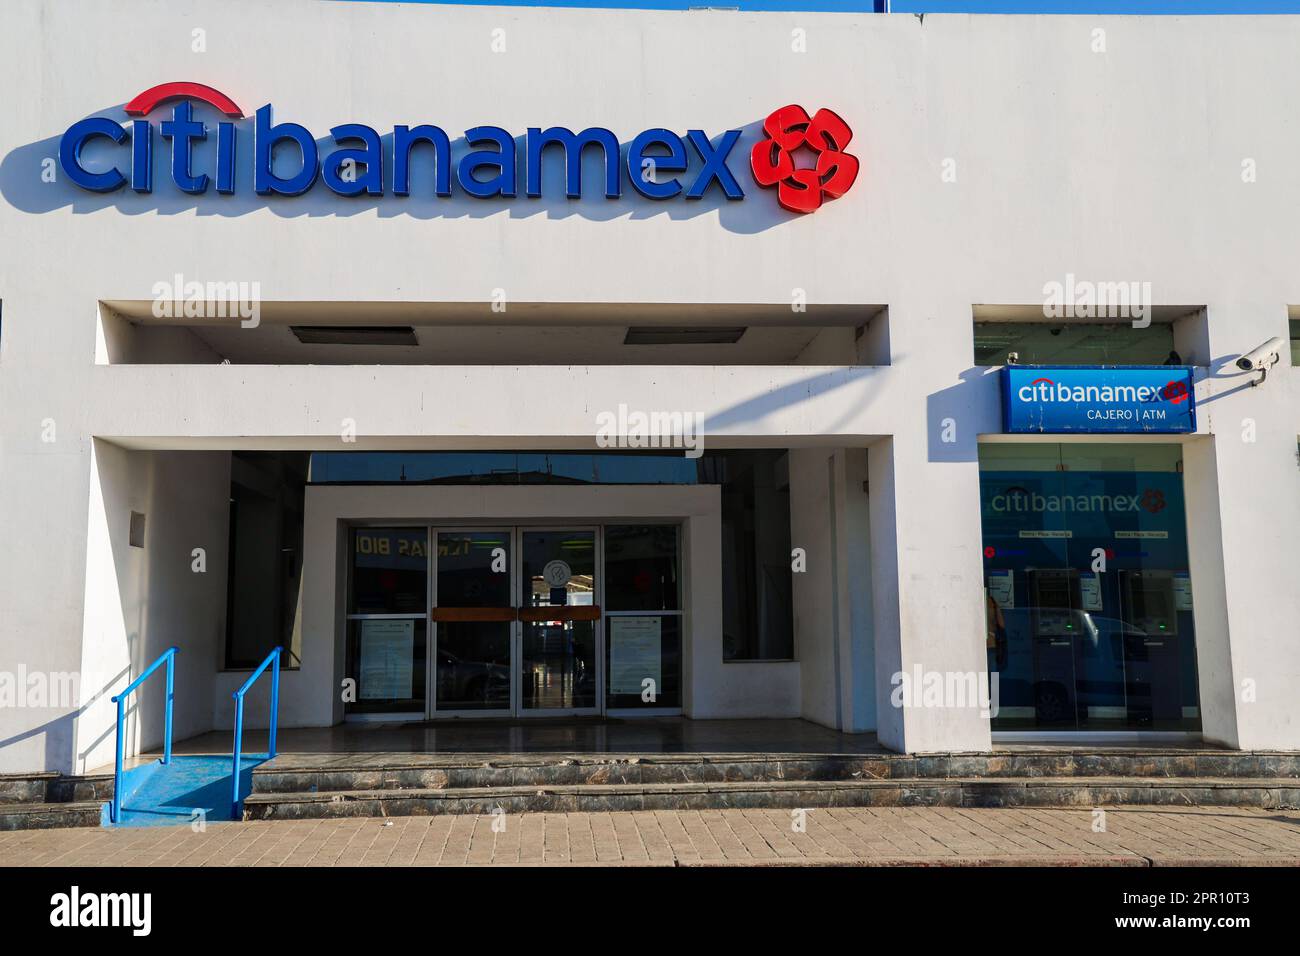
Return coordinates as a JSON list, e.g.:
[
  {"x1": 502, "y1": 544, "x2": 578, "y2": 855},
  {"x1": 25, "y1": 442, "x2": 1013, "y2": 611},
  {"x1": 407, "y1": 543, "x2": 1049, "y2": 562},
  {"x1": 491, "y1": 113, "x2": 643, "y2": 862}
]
[
  {"x1": 1161, "y1": 380, "x2": 1189, "y2": 404},
  {"x1": 750, "y1": 105, "x2": 859, "y2": 213},
  {"x1": 1140, "y1": 489, "x2": 1167, "y2": 514}
]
